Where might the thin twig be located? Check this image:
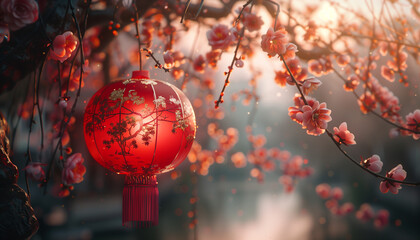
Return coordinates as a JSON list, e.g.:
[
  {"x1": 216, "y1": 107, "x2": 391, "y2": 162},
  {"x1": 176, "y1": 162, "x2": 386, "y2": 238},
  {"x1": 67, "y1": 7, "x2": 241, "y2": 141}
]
[{"x1": 142, "y1": 48, "x2": 170, "y2": 72}]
